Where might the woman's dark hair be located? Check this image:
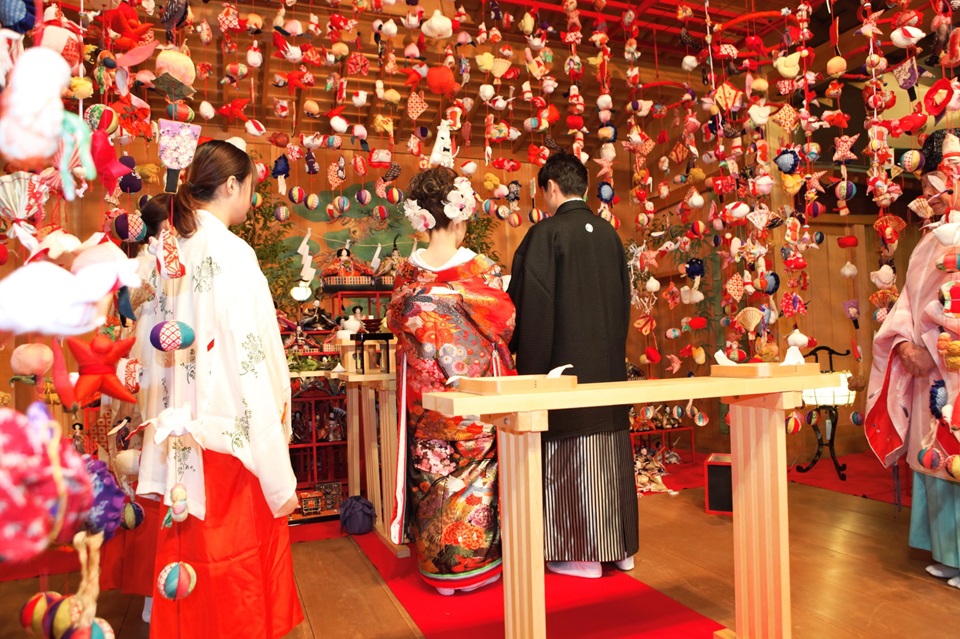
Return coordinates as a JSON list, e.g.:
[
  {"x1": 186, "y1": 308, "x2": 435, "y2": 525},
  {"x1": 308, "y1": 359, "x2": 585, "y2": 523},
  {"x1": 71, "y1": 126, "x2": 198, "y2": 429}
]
[
  {"x1": 537, "y1": 151, "x2": 588, "y2": 197},
  {"x1": 173, "y1": 140, "x2": 256, "y2": 238},
  {"x1": 336, "y1": 247, "x2": 351, "y2": 258},
  {"x1": 406, "y1": 166, "x2": 459, "y2": 232},
  {"x1": 138, "y1": 193, "x2": 172, "y2": 243}
]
